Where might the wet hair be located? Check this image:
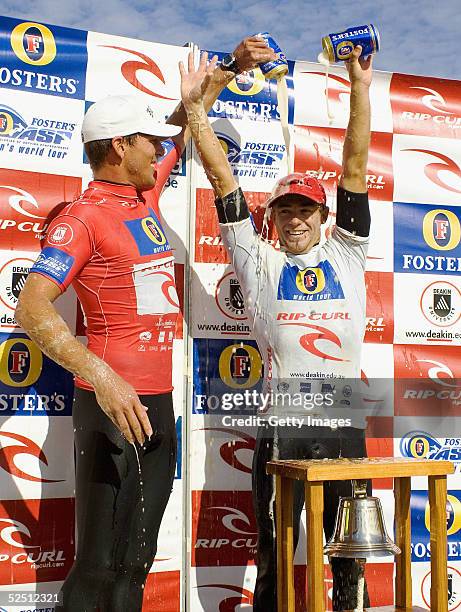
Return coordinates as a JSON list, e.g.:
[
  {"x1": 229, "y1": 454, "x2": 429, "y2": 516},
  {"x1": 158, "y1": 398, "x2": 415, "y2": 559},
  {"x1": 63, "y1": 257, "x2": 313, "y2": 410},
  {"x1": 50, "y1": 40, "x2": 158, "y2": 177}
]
[{"x1": 84, "y1": 133, "x2": 139, "y2": 170}]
